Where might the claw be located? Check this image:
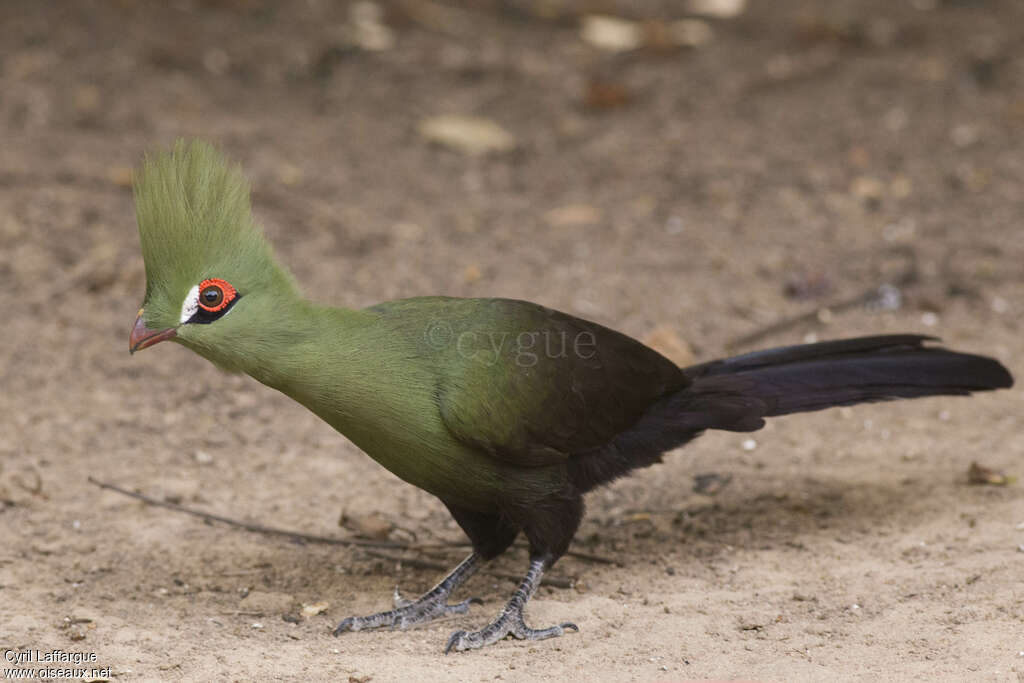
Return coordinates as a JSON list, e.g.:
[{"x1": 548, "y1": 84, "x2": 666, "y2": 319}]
[
  {"x1": 332, "y1": 617, "x2": 357, "y2": 636},
  {"x1": 444, "y1": 630, "x2": 467, "y2": 655},
  {"x1": 393, "y1": 586, "x2": 412, "y2": 609}
]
